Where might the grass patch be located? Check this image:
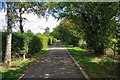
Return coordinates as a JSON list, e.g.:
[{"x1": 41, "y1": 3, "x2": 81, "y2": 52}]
[
  {"x1": 1, "y1": 48, "x2": 49, "y2": 80},
  {"x1": 65, "y1": 45, "x2": 119, "y2": 79}
]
